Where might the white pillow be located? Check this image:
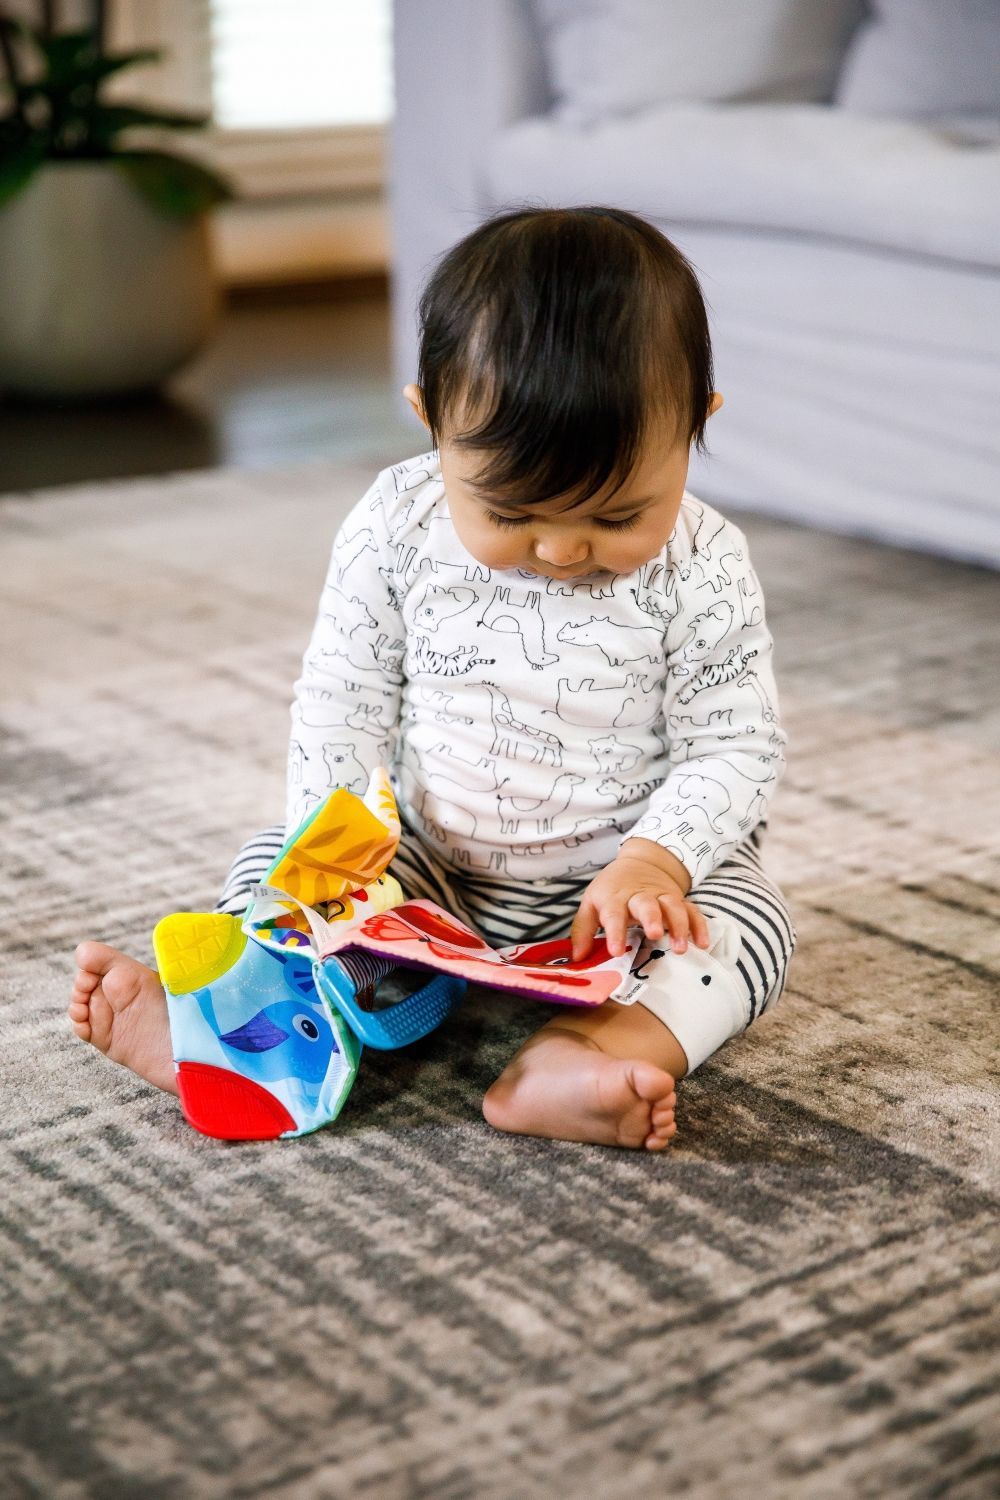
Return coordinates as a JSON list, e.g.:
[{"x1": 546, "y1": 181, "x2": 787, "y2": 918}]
[
  {"x1": 532, "y1": 0, "x2": 867, "y2": 126},
  {"x1": 835, "y1": 0, "x2": 1000, "y2": 119}
]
